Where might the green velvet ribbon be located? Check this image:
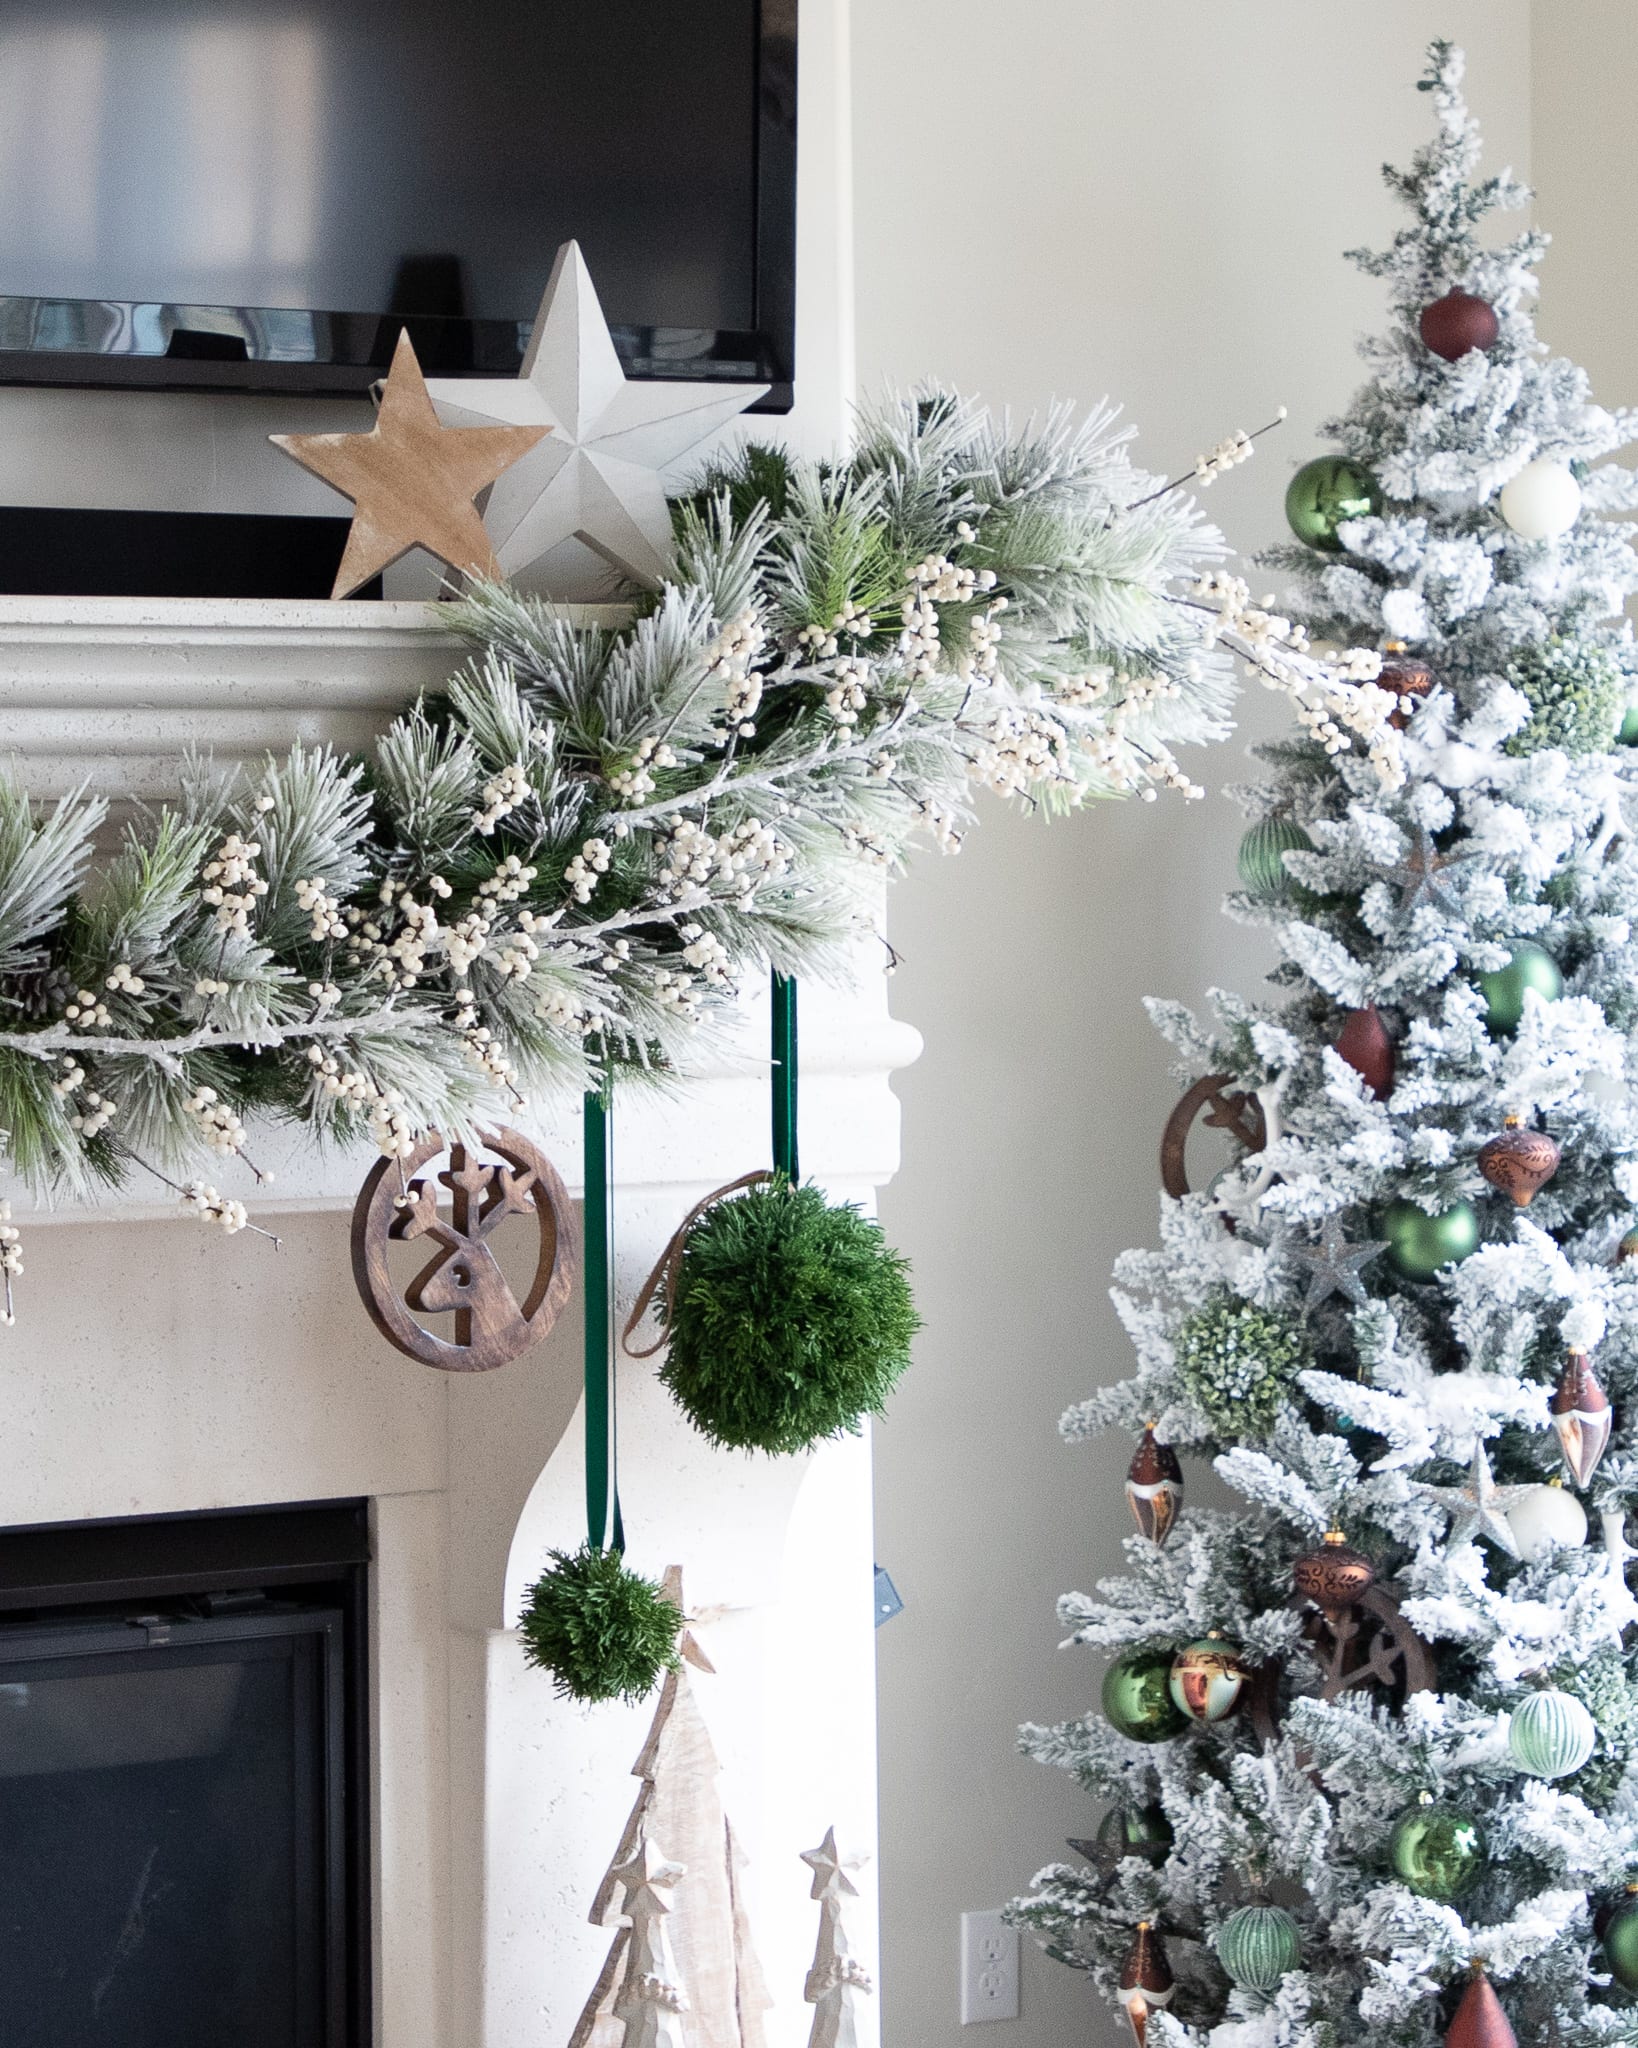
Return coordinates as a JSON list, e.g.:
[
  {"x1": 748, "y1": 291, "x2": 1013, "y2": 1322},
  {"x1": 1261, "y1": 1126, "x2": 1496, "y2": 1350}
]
[
  {"x1": 771, "y1": 971, "x2": 799, "y2": 1180},
  {"x1": 583, "y1": 1085, "x2": 624, "y2": 1554}
]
